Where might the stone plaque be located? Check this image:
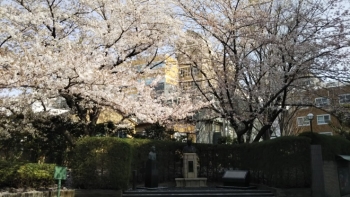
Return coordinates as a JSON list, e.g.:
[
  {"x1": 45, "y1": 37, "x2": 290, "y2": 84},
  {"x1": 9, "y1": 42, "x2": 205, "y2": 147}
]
[
  {"x1": 188, "y1": 161, "x2": 194, "y2": 172},
  {"x1": 223, "y1": 171, "x2": 246, "y2": 179},
  {"x1": 338, "y1": 166, "x2": 350, "y2": 196}
]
